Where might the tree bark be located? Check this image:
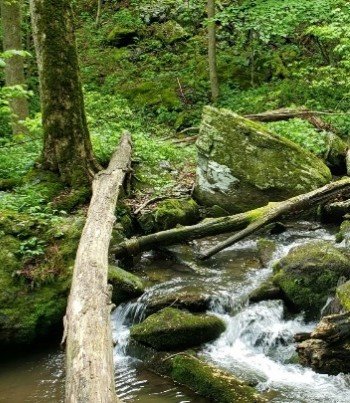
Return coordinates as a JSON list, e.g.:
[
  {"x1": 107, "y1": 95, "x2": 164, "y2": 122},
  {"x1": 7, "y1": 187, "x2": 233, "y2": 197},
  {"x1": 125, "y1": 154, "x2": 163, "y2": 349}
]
[
  {"x1": 1, "y1": 0, "x2": 29, "y2": 135},
  {"x1": 30, "y1": 0, "x2": 100, "y2": 187},
  {"x1": 114, "y1": 178, "x2": 350, "y2": 259},
  {"x1": 64, "y1": 133, "x2": 132, "y2": 403},
  {"x1": 207, "y1": 0, "x2": 219, "y2": 102}
]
